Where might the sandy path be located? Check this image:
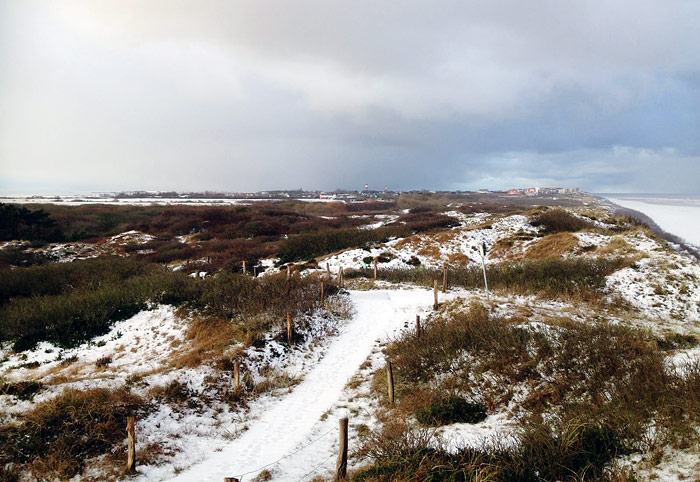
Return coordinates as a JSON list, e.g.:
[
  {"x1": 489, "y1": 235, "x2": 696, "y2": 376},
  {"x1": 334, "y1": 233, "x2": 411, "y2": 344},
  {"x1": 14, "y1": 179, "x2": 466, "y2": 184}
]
[{"x1": 169, "y1": 288, "x2": 432, "y2": 481}]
